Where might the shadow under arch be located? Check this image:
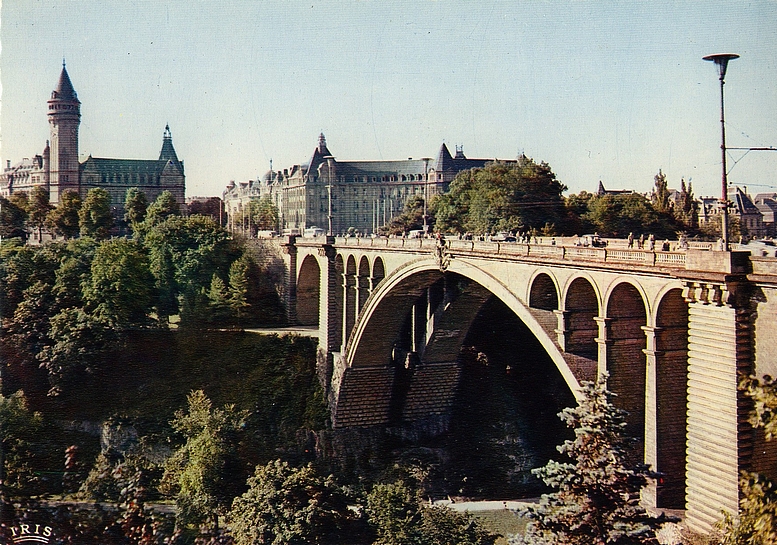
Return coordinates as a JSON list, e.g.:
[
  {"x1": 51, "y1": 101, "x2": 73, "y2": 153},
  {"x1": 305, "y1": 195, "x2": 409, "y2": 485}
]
[
  {"x1": 604, "y1": 281, "x2": 648, "y2": 460},
  {"x1": 654, "y1": 287, "x2": 689, "y2": 509},
  {"x1": 333, "y1": 256, "x2": 579, "y2": 497},
  {"x1": 296, "y1": 254, "x2": 321, "y2": 326},
  {"x1": 341, "y1": 256, "x2": 583, "y2": 406}
]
